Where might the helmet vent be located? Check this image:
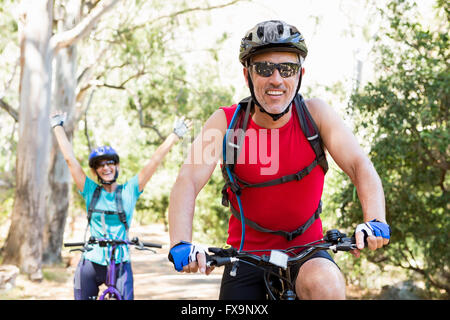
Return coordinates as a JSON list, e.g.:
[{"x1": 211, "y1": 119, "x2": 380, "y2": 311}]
[
  {"x1": 257, "y1": 26, "x2": 264, "y2": 39},
  {"x1": 277, "y1": 24, "x2": 284, "y2": 35}
]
